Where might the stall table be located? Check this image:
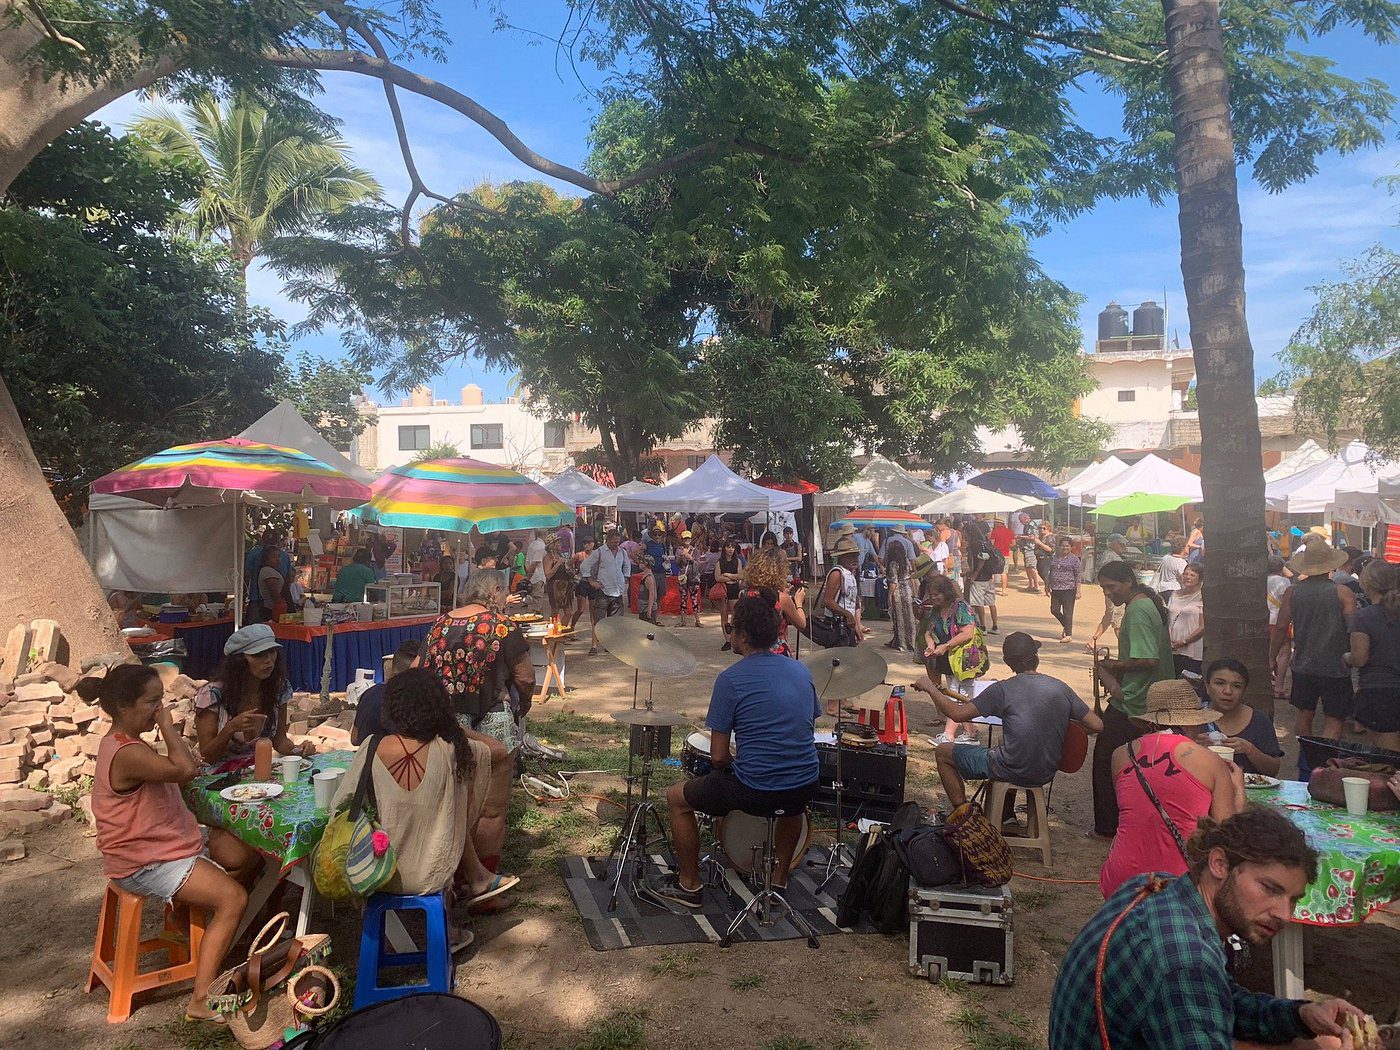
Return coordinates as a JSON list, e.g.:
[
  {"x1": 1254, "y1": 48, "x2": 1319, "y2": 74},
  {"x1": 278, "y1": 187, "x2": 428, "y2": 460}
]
[
  {"x1": 145, "y1": 618, "x2": 236, "y2": 678},
  {"x1": 1254, "y1": 781, "x2": 1400, "y2": 997},
  {"x1": 272, "y1": 616, "x2": 438, "y2": 691}
]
